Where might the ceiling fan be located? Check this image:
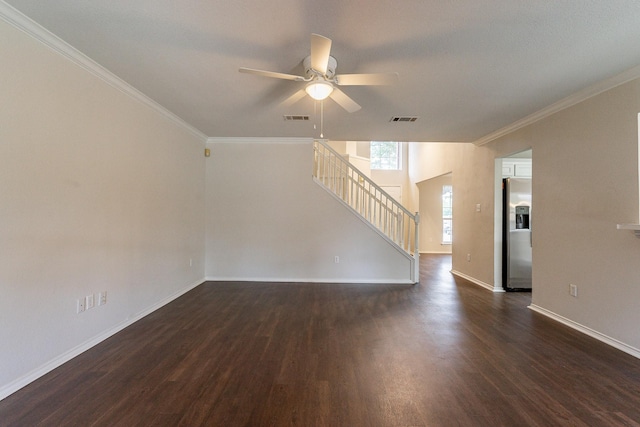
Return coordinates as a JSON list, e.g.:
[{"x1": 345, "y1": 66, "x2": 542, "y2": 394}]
[{"x1": 239, "y1": 34, "x2": 398, "y2": 113}]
